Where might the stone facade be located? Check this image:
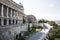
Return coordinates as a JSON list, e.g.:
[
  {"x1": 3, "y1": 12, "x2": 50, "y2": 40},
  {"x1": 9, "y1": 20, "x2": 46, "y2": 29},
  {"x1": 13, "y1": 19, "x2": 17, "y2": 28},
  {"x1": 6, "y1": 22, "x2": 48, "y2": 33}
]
[
  {"x1": 0, "y1": 0, "x2": 27, "y2": 40},
  {"x1": 27, "y1": 15, "x2": 37, "y2": 27},
  {"x1": 27, "y1": 15, "x2": 36, "y2": 23}
]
